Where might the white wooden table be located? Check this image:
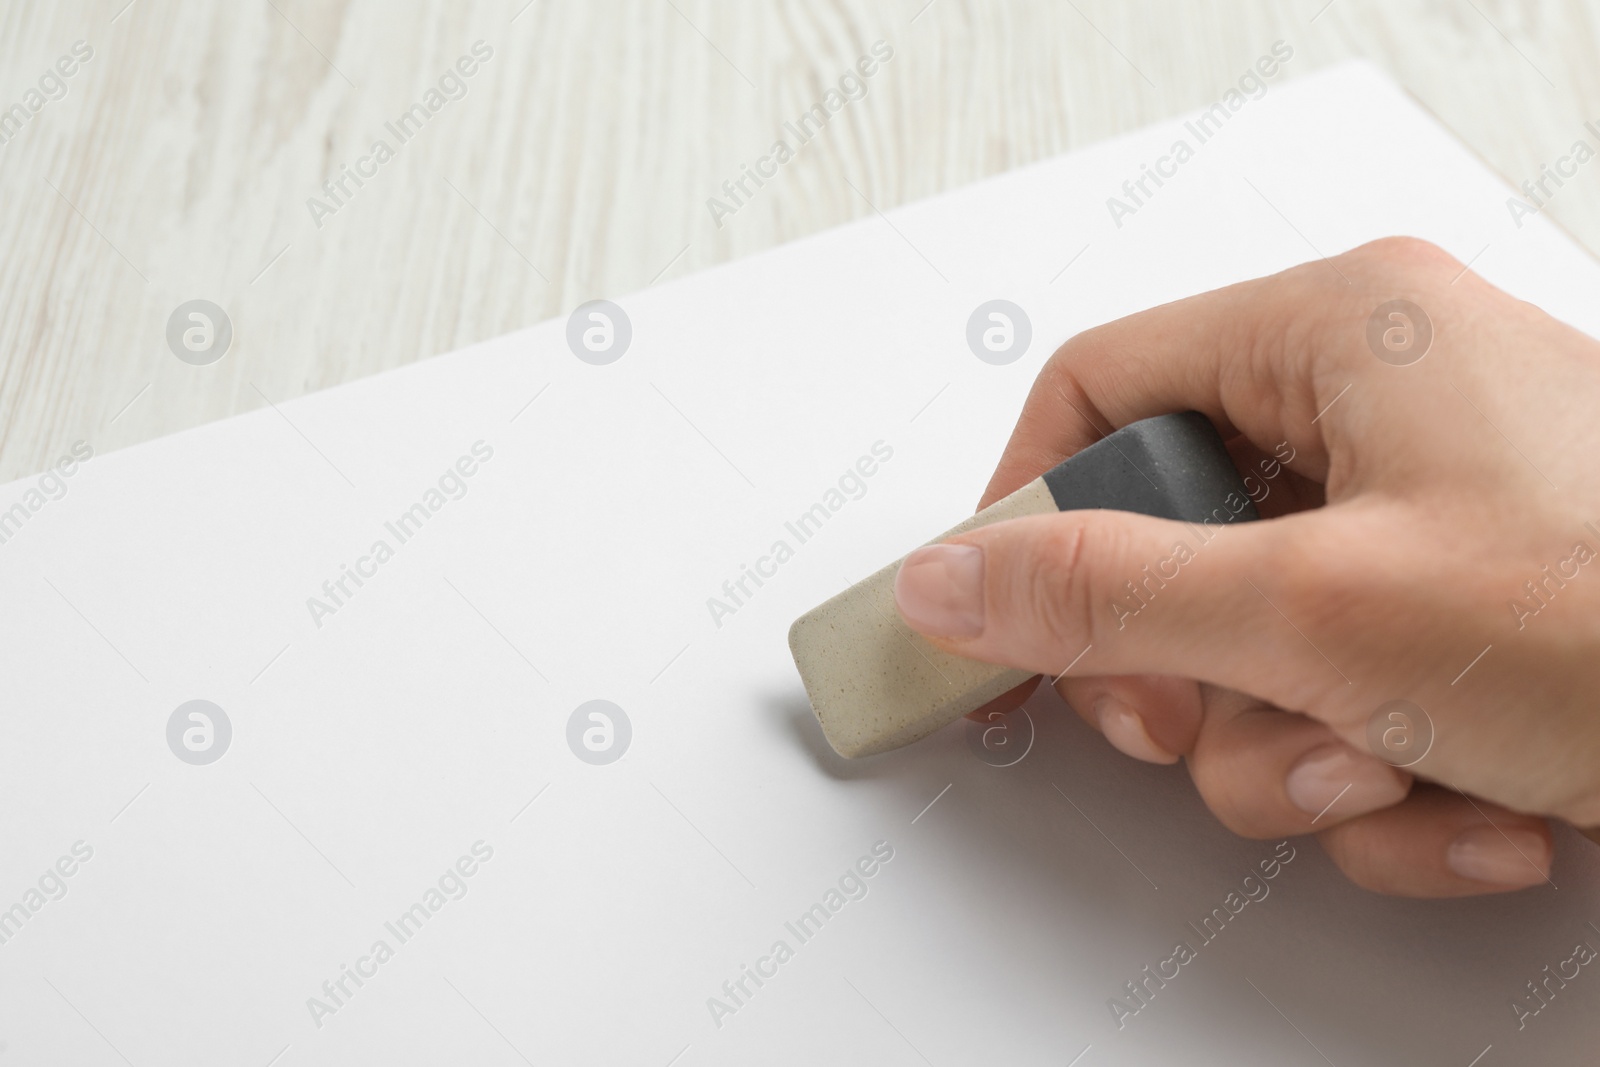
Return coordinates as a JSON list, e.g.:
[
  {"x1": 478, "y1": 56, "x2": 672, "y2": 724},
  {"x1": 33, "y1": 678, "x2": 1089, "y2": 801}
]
[{"x1": 1, "y1": 0, "x2": 1595, "y2": 481}]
